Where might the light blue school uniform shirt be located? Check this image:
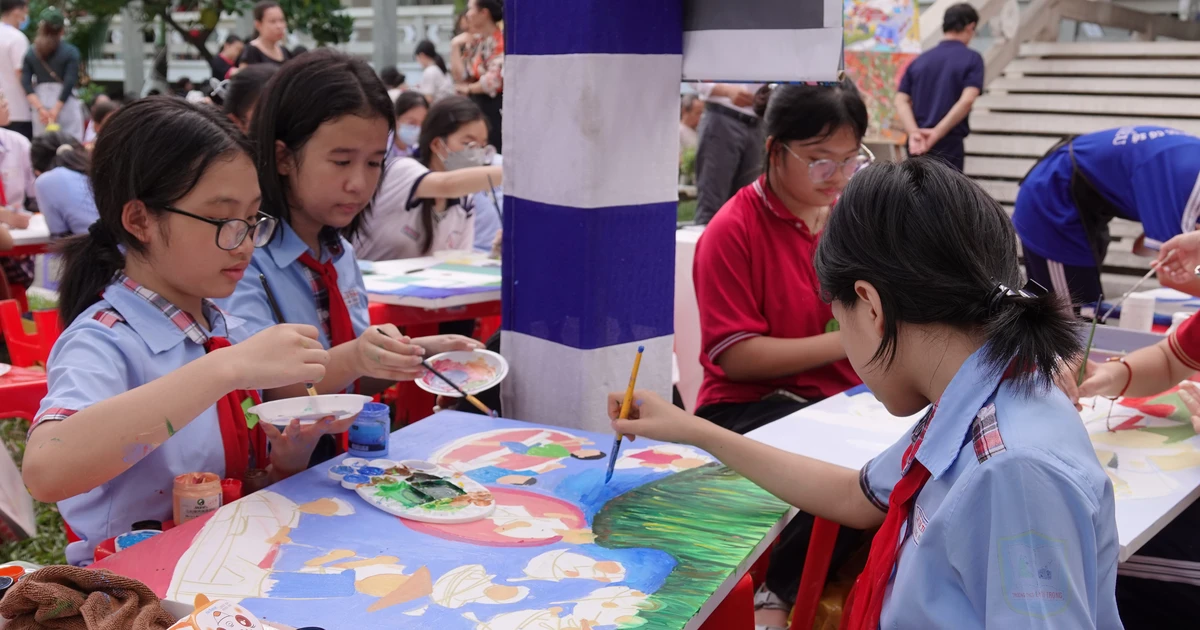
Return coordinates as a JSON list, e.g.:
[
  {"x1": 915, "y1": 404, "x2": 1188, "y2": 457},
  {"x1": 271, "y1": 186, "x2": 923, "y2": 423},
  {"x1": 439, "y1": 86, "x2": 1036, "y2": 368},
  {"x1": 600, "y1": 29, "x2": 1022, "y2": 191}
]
[
  {"x1": 1013, "y1": 126, "x2": 1200, "y2": 267},
  {"x1": 217, "y1": 221, "x2": 370, "y2": 347},
  {"x1": 34, "y1": 273, "x2": 249, "y2": 566},
  {"x1": 860, "y1": 347, "x2": 1122, "y2": 629},
  {"x1": 35, "y1": 167, "x2": 99, "y2": 236}
]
